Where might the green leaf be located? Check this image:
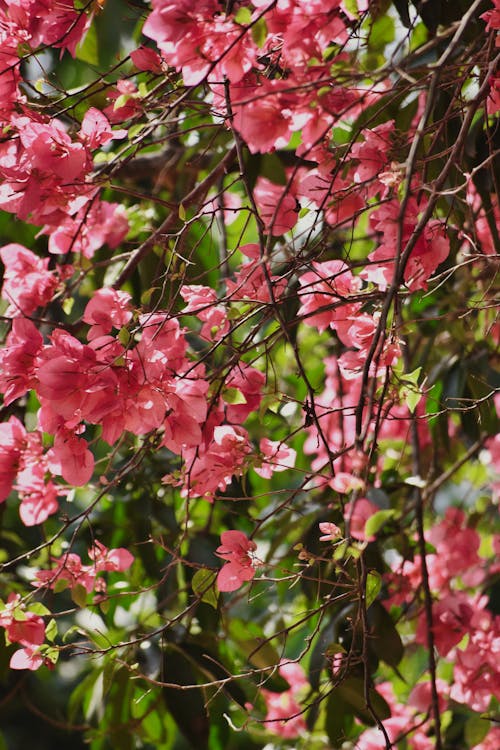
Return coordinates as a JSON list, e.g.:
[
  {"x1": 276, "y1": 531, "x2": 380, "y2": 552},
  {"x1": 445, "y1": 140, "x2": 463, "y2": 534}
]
[
  {"x1": 62, "y1": 624, "x2": 83, "y2": 643},
  {"x1": 45, "y1": 618, "x2": 58, "y2": 642},
  {"x1": 333, "y1": 539, "x2": 350, "y2": 561},
  {"x1": 365, "y1": 571, "x2": 382, "y2": 608},
  {"x1": 118, "y1": 326, "x2": 131, "y2": 346},
  {"x1": 68, "y1": 668, "x2": 102, "y2": 723},
  {"x1": 240, "y1": 638, "x2": 281, "y2": 672},
  {"x1": 228, "y1": 620, "x2": 285, "y2": 682},
  {"x1": 113, "y1": 93, "x2": 131, "y2": 111},
  {"x1": 480, "y1": 710, "x2": 500, "y2": 723},
  {"x1": 29, "y1": 602, "x2": 51, "y2": 616},
  {"x1": 76, "y1": 24, "x2": 99, "y2": 65},
  {"x1": 183, "y1": 641, "x2": 248, "y2": 708},
  {"x1": 62, "y1": 297, "x2": 74, "y2": 315},
  {"x1": 251, "y1": 17, "x2": 268, "y2": 48},
  {"x1": 395, "y1": 365, "x2": 423, "y2": 413},
  {"x1": 394, "y1": 362, "x2": 421, "y2": 382},
  {"x1": 309, "y1": 620, "x2": 337, "y2": 692},
  {"x1": 42, "y1": 645, "x2": 59, "y2": 666},
  {"x1": 142, "y1": 705, "x2": 166, "y2": 743},
  {"x1": 138, "y1": 81, "x2": 149, "y2": 98},
  {"x1": 260, "y1": 152, "x2": 287, "y2": 185},
  {"x1": 234, "y1": 6, "x2": 252, "y2": 25},
  {"x1": 336, "y1": 677, "x2": 391, "y2": 725},
  {"x1": 54, "y1": 577, "x2": 69, "y2": 594},
  {"x1": 192, "y1": 568, "x2": 219, "y2": 609},
  {"x1": 464, "y1": 715, "x2": 489, "y2": 746},
  {"x1": 410, "y1": 21, "x2": 428, "y2": 51},
  {"x1": 162, "y1": 645, "x2": 210, "y2": 749},
  {"x1": 325, "y1": 690, "x2": 354, "y2": 746},
  {"x1": 223, "y1": 387, "x2": 247, "y2": 405},
  {"x1": 140, "y1": 286, "x2": 161, "y2": 306},
  {"x1": 369, "y1": 15, "x2": 395, "y2": 52},
  {"x1": 367, "y1": 602, "x2": 404, "y2": 667},
  {"x1": 405, "y1": 388, "x2": 423, "y2": 414},
  {"x1": 364, "y1": 510, "x2": 395, "y2": 538},
  {"x1": 103, "y1": 659, "x2": 119, "y2": 697},
  {"x1": 128, "y1": 123, "x2": 147, "y2": 141},
  {"x1": 343, "y1": 0, "x2": 360, "y2": 18},
  {"x1": 178, "y1": 203, "x2": 186, "y2": 221},
  {"x1": 71, "y1": 583, "x2": 88, "y2": 608},
  {"x1": 467, "y1": 372, "x2": 499, "y2": 436}
]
